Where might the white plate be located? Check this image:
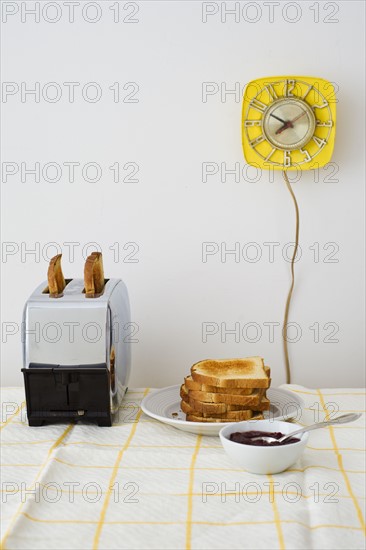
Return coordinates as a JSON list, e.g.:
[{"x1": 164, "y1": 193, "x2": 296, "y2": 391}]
[{"x1": 141, "y1": 385, "x2": 305, "y2": 436}]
